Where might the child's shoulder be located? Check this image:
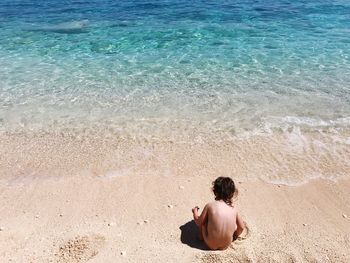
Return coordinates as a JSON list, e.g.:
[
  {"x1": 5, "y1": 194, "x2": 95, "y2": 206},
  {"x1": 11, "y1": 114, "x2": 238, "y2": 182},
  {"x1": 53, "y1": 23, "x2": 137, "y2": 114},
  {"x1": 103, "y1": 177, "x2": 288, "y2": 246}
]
[
  {"x1": 207, "y1": 200, "x2": 225, "y2": 208},
  {"x1": 212, "y1": 200, "x2": 238, "y2": 210},
  {"x1": 204, "y1": 201, "x2": 216, "y2": 209}
]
